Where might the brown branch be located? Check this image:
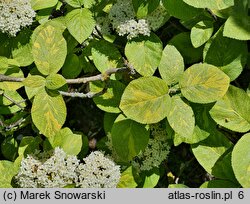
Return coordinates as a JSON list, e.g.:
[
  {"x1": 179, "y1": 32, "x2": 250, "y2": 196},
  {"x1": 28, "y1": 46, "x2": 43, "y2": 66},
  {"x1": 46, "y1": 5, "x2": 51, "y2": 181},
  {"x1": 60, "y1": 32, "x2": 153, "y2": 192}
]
[
  {"x1": 59, "y1": 88, "x2": 107, "y2": 98},
  {"x1": 65, "y1": 67, "x2": 128, "y2": 84},
  {"x1": 0, "y1": 91, "x2": 26, "y2": 109},
  {"x1": 0, "y1": 67, "x2": 128, "y2": 84},
  {"x1": 0, "y1": 74, "x2": 24, "y2": 82}
]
